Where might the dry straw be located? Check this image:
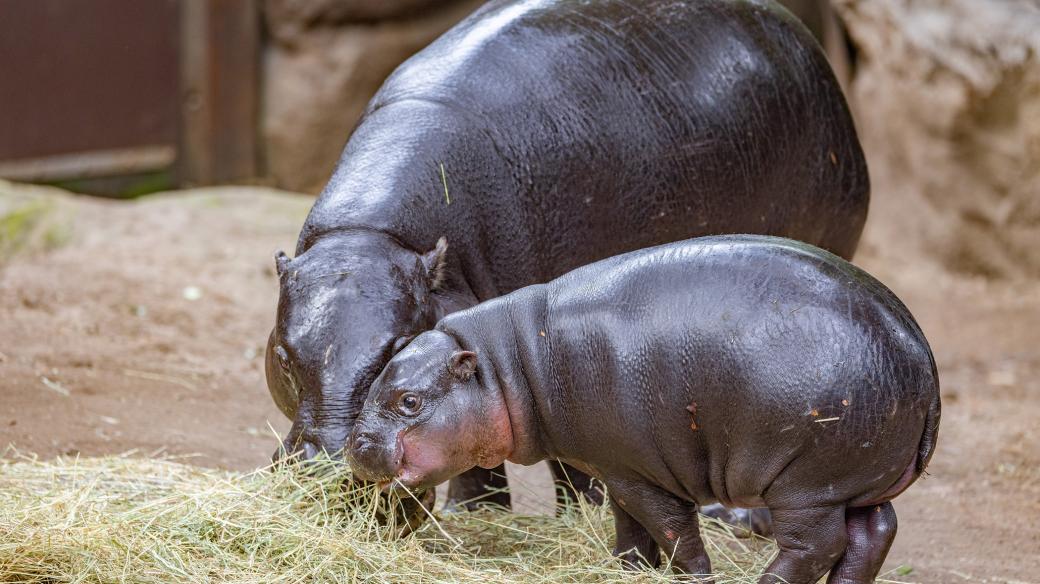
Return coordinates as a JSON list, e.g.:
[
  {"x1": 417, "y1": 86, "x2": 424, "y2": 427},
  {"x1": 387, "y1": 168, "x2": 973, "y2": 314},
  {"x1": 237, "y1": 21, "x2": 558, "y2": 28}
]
[{"x1": 0, "y1": 453, "x2": 910, "y2": 583}]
